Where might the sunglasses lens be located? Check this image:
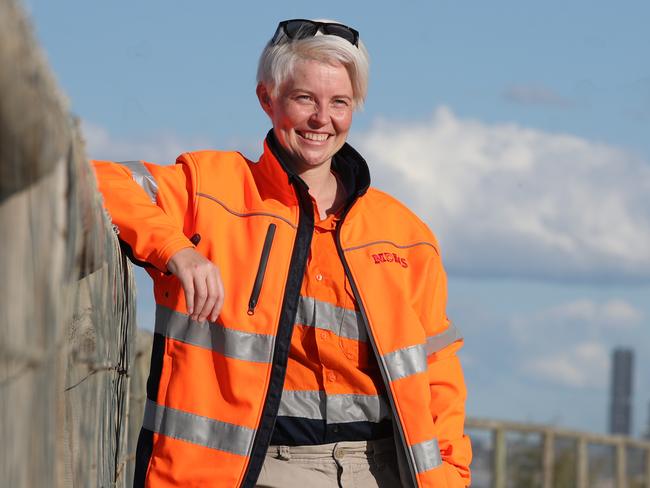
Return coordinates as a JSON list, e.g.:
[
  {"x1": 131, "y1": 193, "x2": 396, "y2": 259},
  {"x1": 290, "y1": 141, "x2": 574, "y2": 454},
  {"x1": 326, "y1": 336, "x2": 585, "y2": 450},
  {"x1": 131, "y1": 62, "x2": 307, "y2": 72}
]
[
  {"x1": 275, "y1": 19, "x2": 359, "y2": 47},
  {"x1": 284, "y1": 20, "x2": 319, "y2": 39},
  {"x1": 322, "y1": 24, "x2": 357, "y2": 45}
]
